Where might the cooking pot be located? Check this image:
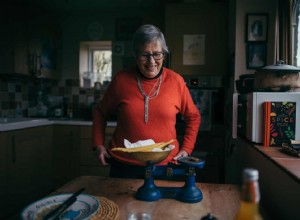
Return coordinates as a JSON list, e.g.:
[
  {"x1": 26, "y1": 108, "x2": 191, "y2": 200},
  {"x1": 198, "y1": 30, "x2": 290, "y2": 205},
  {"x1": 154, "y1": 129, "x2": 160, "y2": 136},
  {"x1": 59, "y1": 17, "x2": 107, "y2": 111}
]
[{"x1": 254, "y1": 60, "x2": 300, "y2": 91}]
